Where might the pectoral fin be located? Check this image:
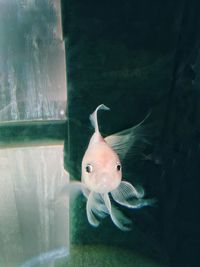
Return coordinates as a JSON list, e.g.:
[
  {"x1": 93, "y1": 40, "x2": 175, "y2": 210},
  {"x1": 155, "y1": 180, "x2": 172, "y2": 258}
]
[
  {"x1": 111, "y1": 181, "x2": 156, "y2": 209},
  {"x1": 58, "y1": 181, "x2": 83, "y2": 197},
  {"x1": 103, "y1": 193, "x2": 132, "y2": 231},
  {"x1": 86, "y1": 192, "x2": 108, "y2": 227}
]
